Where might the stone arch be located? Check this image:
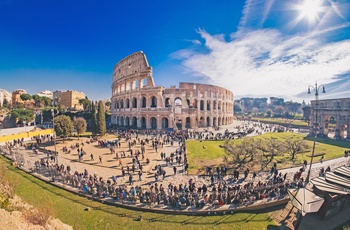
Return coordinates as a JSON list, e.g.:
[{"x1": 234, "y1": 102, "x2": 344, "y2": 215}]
[
  {"x1": 165, "y1": 97, "x2": 171, "y2": 107},
  {"x1": 162, "y1": 117, "x2": 169, "y2": 129},
  {"x1": 213, "y1": 117, "x2": 217, "y2": 127},
  {"x1": 120, "y1": 116, "x2": 124, "y2": 126},
  {"x1": 124, "y1": 117, "x2": 129, "y2": 126},
  {"x1": 141, "y1": 117, "x2": 146, "y2": 129},
  {"x1": 125, "y1": 98, "x2": 130, "y2": 108},
  {"x1": 186, "y1": 99, "x2": 190, "y2": 108},
  {"x1": 150, "y1": 96, "x2": 157, "y2": 108},
  {"x1": 120, "y1": 99, "x2": 124, "y2": 109},
  {"x1": 150, "y1": 117, "x2": 157, "y2": 129},
  {"x1": 141, "y1": 78, "x2": 147, "y2": 88},
  {"x1": 141, "y1": 97, "x2": 147, "y2": 108},
  {"x1": 134, "y1": 79, "x2": 139, "y2": 90},
  {"x1": 340, "y1": 121, "x2": 348, "y2": 139},
  {"x1": 132, "y1": 97, "x2": 137, "y2": 108},
  {"x1": 207, "y1": 100, "x2": 211, "y2": 111},
  {"x1": 324, "y1": 115, "x2": 336, "y2": 138},
  {"x1": 131, "y1": 116, "x2": 137, "y2": 128},
  {"x1": 199, "y1": 116, "x2": 205, "y2": 127},
  {"x1": 185, "y1": 117, "x2": 191, "y2": 129},
  {"x1": 174, "y1": 97, "x2": 182, "y2": 106},
  {"x1": 200, "y1": 100, "x2": 205, "y2": 111},
  {"x1": 213, "y1": 100, "x2": 217, "y2": 110},
  {"x1": 193, "y1": 99, "x2": 198, "y2": 109},
  {"x1": 218, "y1": 117, "x2": 221, "y2": 126},
  {"x1": 206, "y1": 116, "x2": 210, "y2": 127}
]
